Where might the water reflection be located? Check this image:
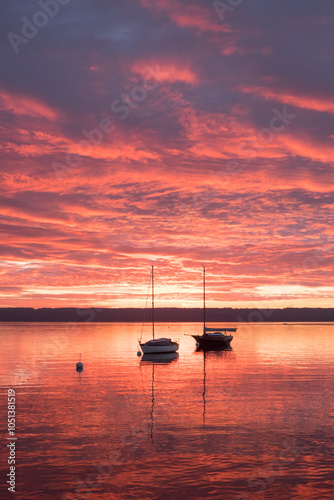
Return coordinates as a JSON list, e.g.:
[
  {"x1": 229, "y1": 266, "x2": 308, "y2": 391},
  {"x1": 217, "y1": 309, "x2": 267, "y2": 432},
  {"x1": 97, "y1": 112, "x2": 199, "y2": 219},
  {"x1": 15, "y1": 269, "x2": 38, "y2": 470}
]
[
  {"x1": 0, "y1": 322, "x2": 333, "y2": 499},
  {"x1": 200, "y1": 350, "x2": 235, "y2": 427},
  {"x1": 76, "y1": 365, "x2": 83, "y2": 386},
  {"x1": 141, "y1": 352, "x2": 179, "y2": 363},
  {"x1": 140, "y1": 352, "x2": 179, "y2": 442}
]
